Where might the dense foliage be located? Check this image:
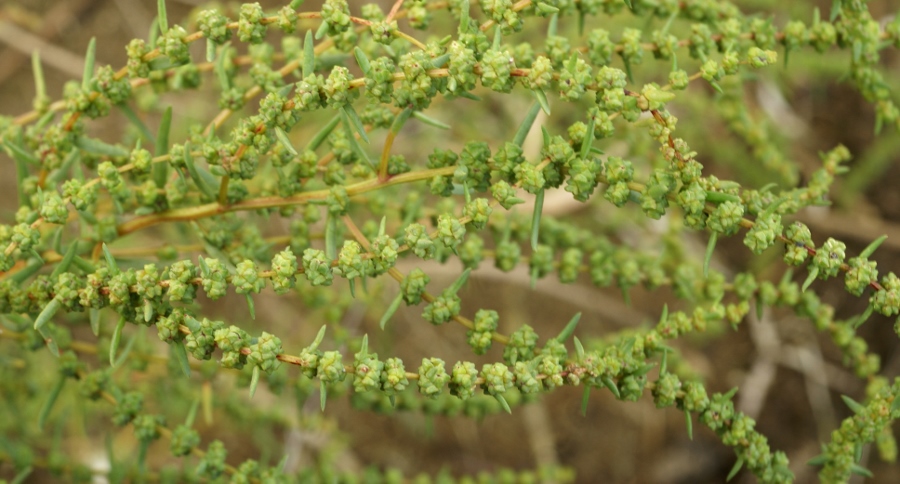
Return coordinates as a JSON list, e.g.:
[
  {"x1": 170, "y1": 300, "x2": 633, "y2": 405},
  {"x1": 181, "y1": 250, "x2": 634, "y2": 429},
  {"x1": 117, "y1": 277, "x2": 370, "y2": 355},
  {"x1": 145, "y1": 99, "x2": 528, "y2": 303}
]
[{"x1": 2, "y1": 0, "x2": 900, "y2": 482}]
